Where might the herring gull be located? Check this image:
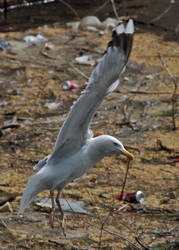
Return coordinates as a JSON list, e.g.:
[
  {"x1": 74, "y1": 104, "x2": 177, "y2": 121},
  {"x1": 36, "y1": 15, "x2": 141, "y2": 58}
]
[{"x1": 19, "y1": 19, "x2": 134, "y2": 235}]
